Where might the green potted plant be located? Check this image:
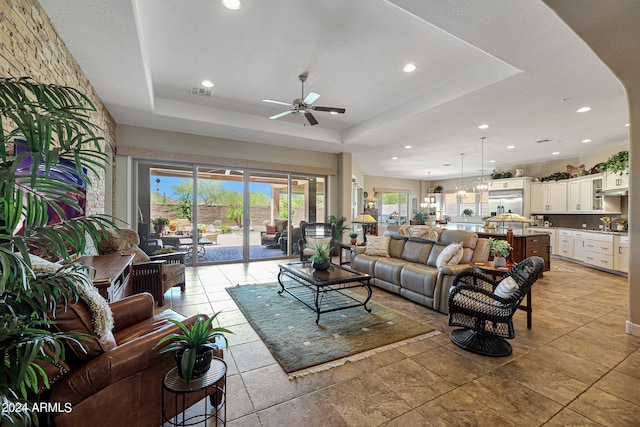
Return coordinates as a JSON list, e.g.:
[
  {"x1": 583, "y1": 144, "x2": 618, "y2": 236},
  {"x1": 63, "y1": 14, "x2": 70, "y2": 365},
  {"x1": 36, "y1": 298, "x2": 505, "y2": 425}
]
[
  {"x1": 151, "y1": 217, "x2": 169, "y2": 233},
  {"x1": 488, "y1": 238, "x2": 512, "y2": 268},
  {"x1": 413, "y1": 212, "x2": 427, "y2": 224},
  {"x1": 0, "y1": 77, "x2": 113, "y2": 426},
  {"x1": 329, "y1": 215, "x2": 347, "y2": 255},
  {"x1": 155, "y1": 313, "x2": 232, "y2": 384},
  {"x1": 311, "y1": 243, "x2": 331, "y2": 271},
  {"x1": 600, "y1": 150, "x2": 629, "y2": 176},
  {"x1": 462, "y1": 209, "x2": 474, "y2": 217},
  {"x1": 349, "y1": 232, "x2": 359, "y2": 245}
]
